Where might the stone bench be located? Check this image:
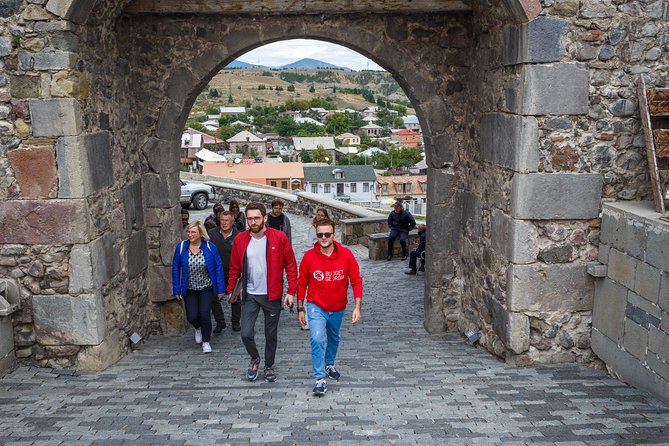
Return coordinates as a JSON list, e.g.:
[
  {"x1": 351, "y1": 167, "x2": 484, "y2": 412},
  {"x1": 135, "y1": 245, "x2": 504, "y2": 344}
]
[
  {"x1": 367, "y1": 230, "x2": 421, "y2": 260},
  {"x1": 340, "y1": 216, "x2": 388, "y2": 246}
]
